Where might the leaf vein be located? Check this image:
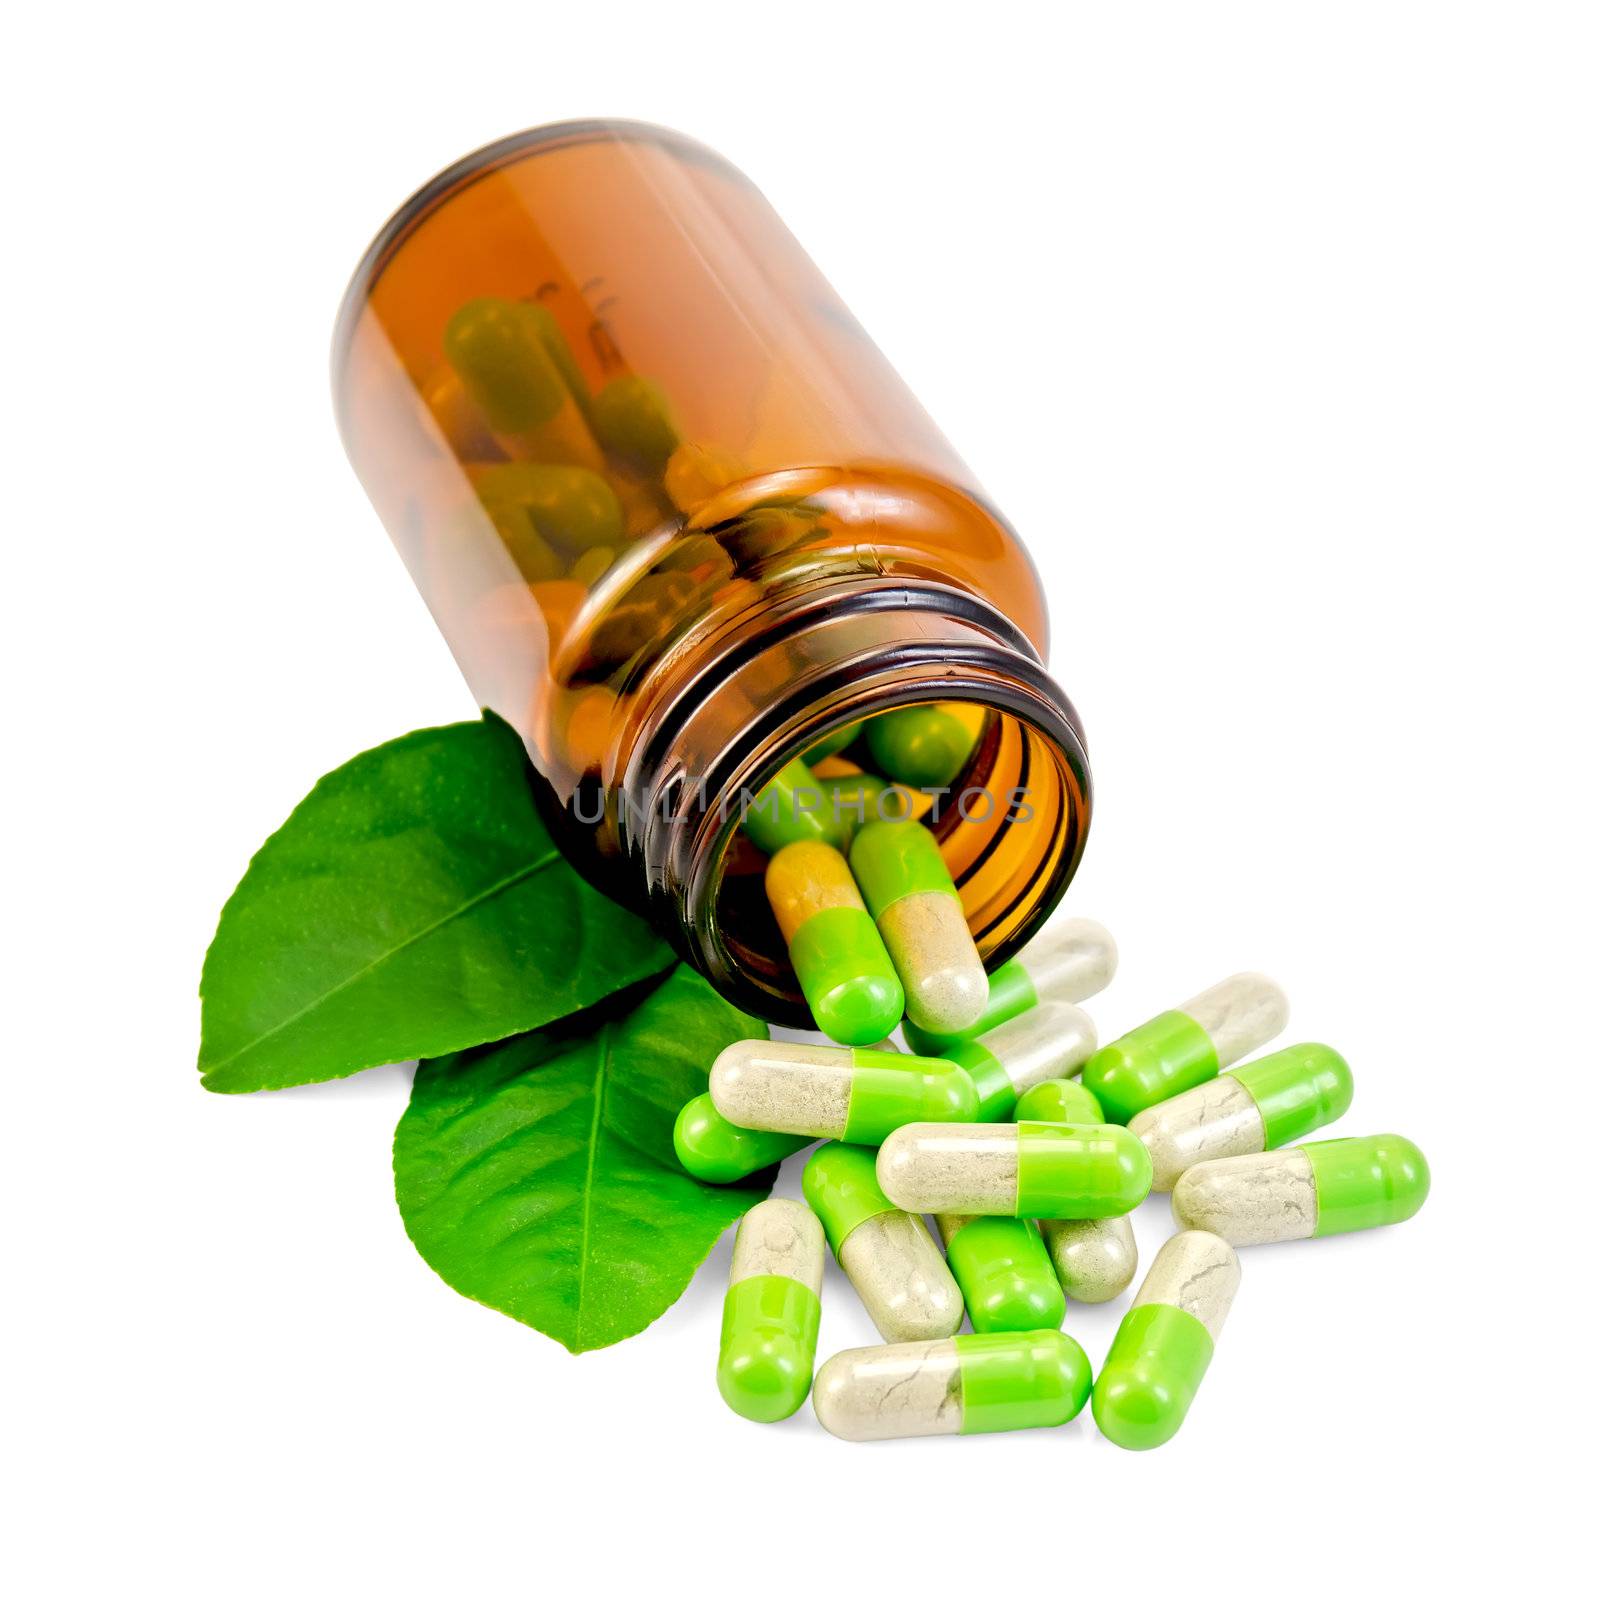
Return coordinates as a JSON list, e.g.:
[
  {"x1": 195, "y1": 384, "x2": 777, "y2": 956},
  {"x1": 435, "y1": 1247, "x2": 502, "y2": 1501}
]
[
  {"x1": 572, "y1": 1023, "x2": 613, "y2": 1348},
  {"x1": 204, "y1": 847, "x2": 560, "y2": 1075}
]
